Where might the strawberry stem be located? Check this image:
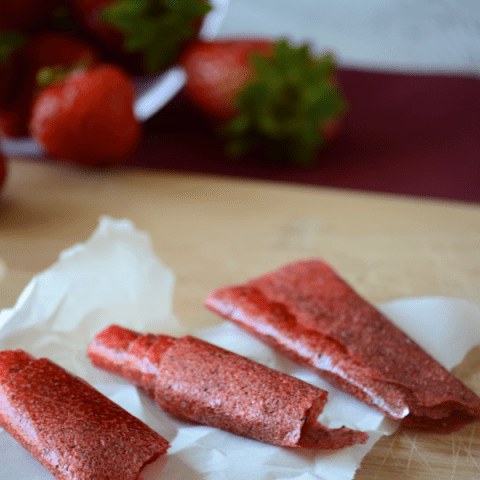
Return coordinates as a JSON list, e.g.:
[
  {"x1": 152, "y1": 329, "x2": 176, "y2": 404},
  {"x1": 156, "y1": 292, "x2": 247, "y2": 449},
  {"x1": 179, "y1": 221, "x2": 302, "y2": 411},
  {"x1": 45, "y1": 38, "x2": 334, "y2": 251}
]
[
  {"x1": 102, "y1": 0, "x2": 212, "y2": 73},
  {"x1": 36, "y1": 56, "x2": 94, "y2": 88},
  {"x1": 223, "y1": 39, "x2": 347, "y2": 166}
]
